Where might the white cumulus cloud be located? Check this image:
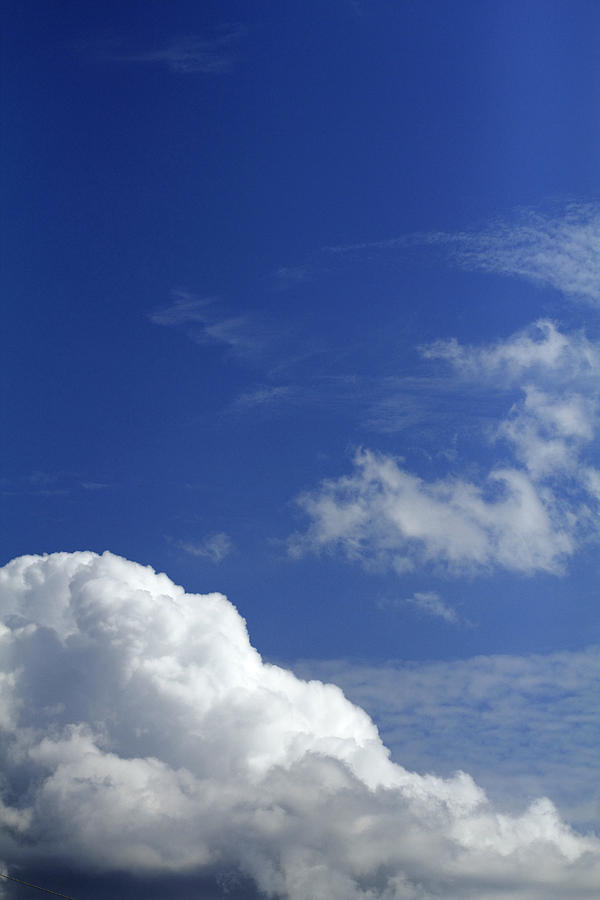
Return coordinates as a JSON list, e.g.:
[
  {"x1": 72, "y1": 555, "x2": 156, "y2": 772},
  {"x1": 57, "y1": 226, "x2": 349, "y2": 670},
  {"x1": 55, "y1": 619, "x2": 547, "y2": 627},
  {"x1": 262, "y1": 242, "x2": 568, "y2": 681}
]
[
  {"x1": 290, "y1": 448, "x2": 576, "y2": 575},
  {"x1": 291, "y1": 322, "x2": 600, "y2": 577},
  {"x1": 422, "y1": 319, "x2": 600, "y2": 384},
  {"x1": 0, "y1": 552, "x2": 599, "y2": 898}
]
